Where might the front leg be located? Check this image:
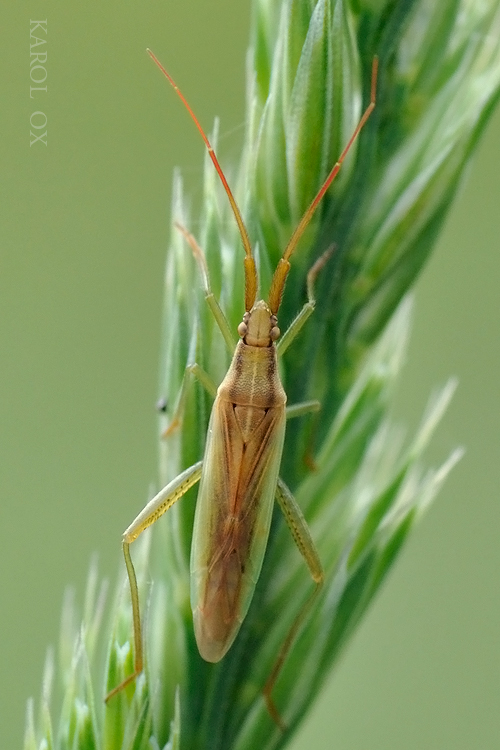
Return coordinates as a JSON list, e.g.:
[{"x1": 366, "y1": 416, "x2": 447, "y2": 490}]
[
  {"x1": 277, "y1": 246, "x2": 334, "y2": 356},
  {"x1": 174, "y1": 222, "x2": 236, "y2": 354}
]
